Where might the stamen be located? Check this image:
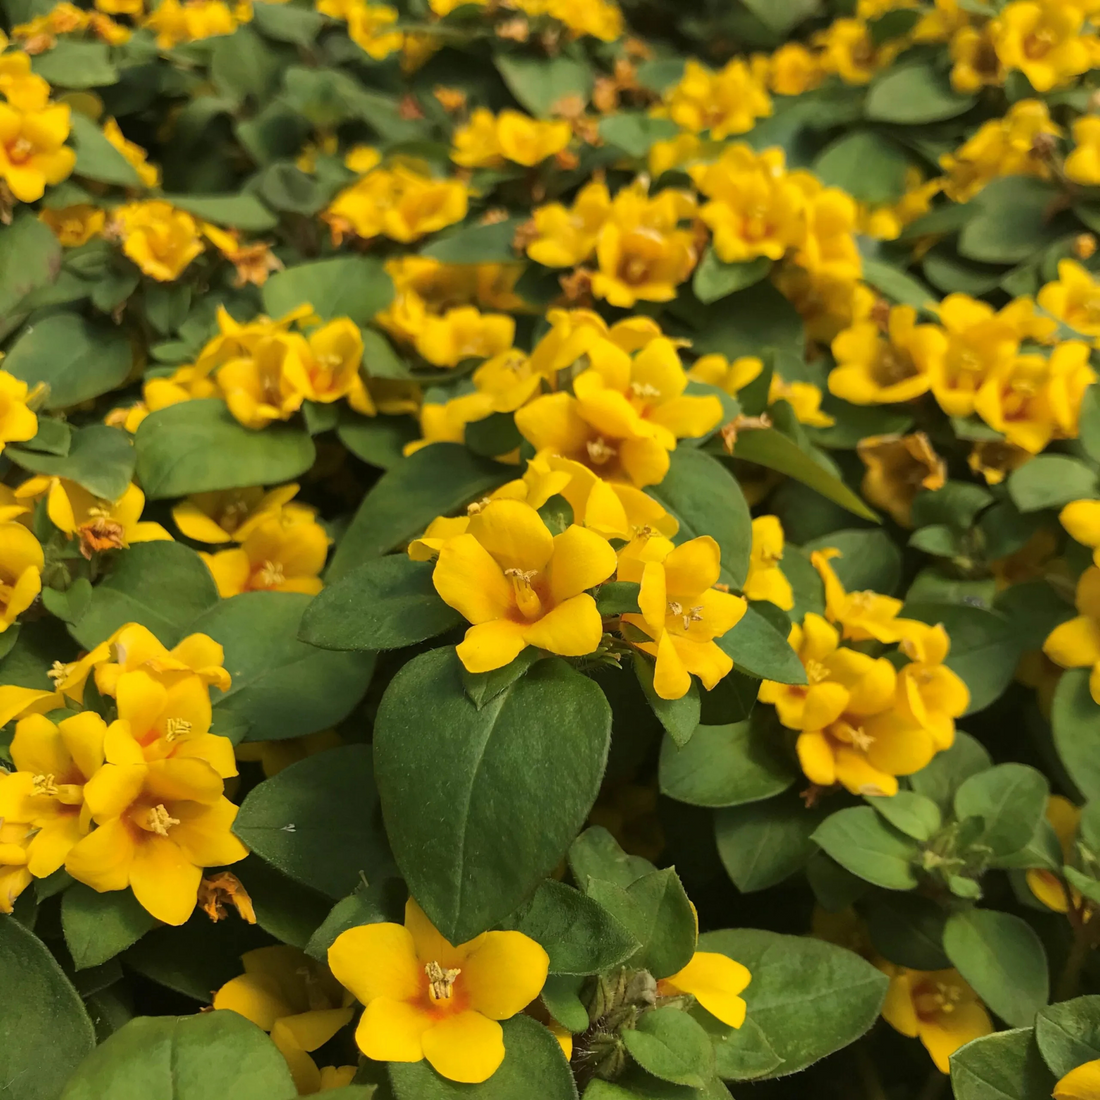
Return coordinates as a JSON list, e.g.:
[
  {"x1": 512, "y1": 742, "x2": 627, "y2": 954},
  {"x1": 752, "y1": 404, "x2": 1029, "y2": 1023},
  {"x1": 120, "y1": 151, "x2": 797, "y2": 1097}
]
[
  {"x1": 629, "y1": 381, "x2": 661, "y2": 399},
  {"x1": 804, "y1": 659, "x2": 830, "y2": 684},
  {"x1": 31, "y1": 774, "x2": 58, "y2": 796},
  {"x1": 47, "y1": 660, "x2": 73, "y2": 684},
  {"x1": 165, "y1": 717, "x2": 192, "y2": 742},
  {"x1": 681, "y1": 604, "x2": 704, "y2": 631},
  {"x1": 255, "y1": 560, "x2": 286, "y2": 588},
  {"x1": 147, "y1": 804, "x2": 180, "y2": 837},
  {"x1": 586, "y1": 437, "x2": 617, "y2": 465},
  {"x1": 425, "y1": 960, "x2": 461, "y2": 1000}
]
